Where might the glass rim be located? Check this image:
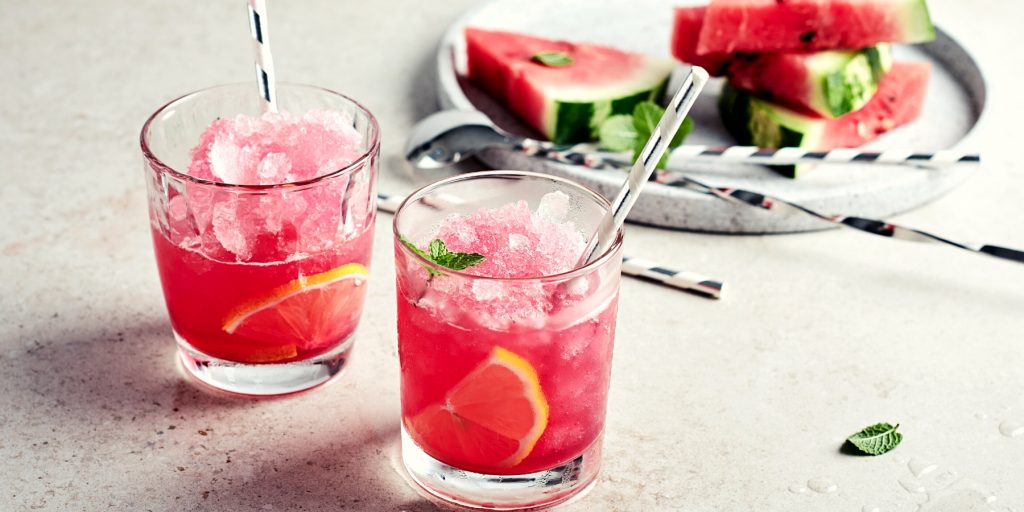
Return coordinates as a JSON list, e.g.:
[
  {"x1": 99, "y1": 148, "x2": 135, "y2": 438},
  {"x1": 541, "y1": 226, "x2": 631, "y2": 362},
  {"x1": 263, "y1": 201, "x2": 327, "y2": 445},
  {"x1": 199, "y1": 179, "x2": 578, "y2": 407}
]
[
  {"x1": 392, "y1": 170, "x2": 624, "y2": 283},
  {"x1": 139, "y1": 82, "x2": 381, "y2": 190}
]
